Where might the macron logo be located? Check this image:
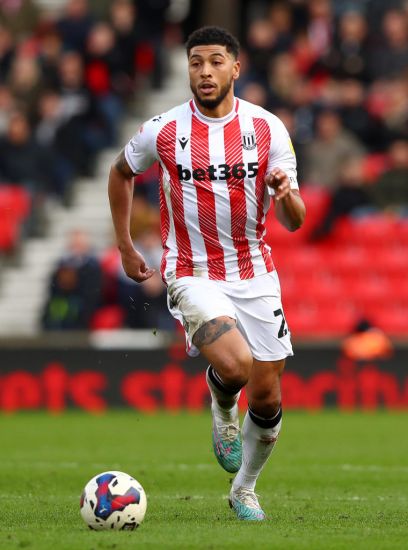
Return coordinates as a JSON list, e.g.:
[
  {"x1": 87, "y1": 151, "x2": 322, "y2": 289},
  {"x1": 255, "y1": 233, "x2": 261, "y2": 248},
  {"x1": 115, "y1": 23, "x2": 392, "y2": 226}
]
[{"x1": 178, "y1": 136, "x2": 189, "y2": 150}]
